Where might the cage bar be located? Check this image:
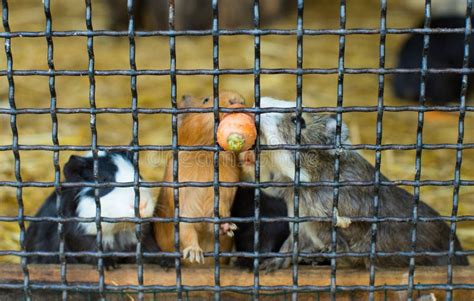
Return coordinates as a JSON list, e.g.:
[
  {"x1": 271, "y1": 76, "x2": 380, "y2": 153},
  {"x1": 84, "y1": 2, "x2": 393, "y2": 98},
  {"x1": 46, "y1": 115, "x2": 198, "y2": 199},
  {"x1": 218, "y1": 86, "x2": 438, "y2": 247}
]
[{"x1": 0, "y1": 0, "x2": 473, "y2": 300}]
